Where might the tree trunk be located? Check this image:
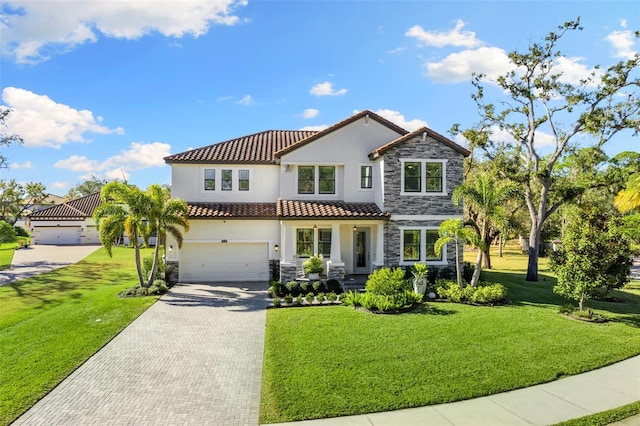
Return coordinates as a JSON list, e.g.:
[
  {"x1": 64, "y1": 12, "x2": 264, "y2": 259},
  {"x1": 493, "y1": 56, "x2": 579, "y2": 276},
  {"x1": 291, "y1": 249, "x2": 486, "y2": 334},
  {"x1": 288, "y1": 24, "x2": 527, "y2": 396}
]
[
  {"x1": 498, "y1": 234, "x2": 503, "y2": 258},
  {"x1": 579, "y1": 292, "x2": 585, "y2": 311},
  {"x1": 526, "y1": 223, "x2": 540, "y2": 282},
  {"x1": 471, "y1": 249, "x2": 482, "y2": 287},
  {"x1": 481, "y1": 248, "x2": 492, "y2": 269},
  {"x1": 146, "y1": 236, "x2": 162, "y2": 287},
  {"x1": 134, "y1": 241, "x2": 145, "y2": 288},
  {"x1": 455, "y1": 238, "x2": 463, "y2": 287}
]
